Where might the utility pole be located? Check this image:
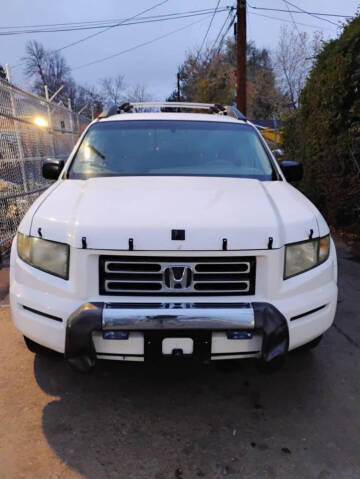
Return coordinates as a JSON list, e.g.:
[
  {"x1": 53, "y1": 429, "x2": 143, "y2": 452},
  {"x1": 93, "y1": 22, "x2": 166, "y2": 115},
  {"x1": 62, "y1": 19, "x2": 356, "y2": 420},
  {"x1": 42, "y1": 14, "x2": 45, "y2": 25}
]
[{"x1": 236, "y1": 0, "x2": 247, "y2": 115}]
